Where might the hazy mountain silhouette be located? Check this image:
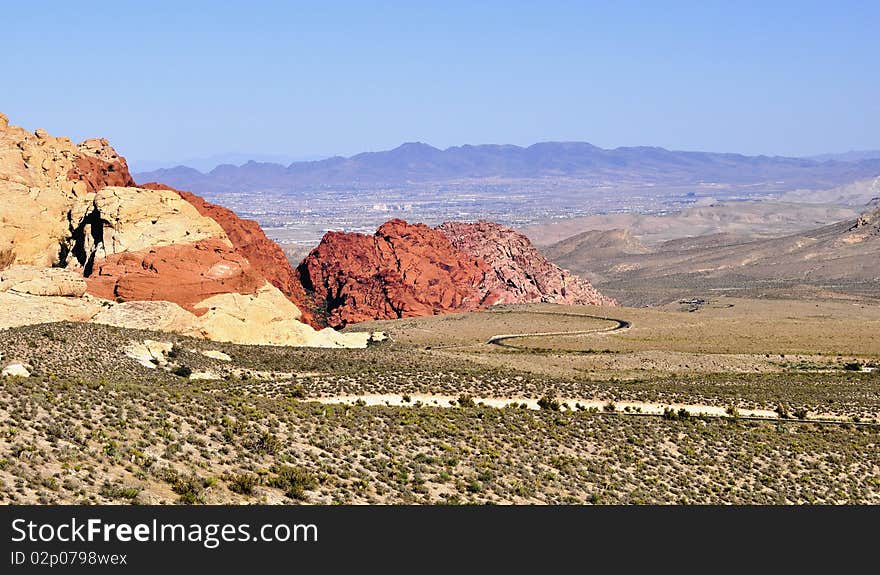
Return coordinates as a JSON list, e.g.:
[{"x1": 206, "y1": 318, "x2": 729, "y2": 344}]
[{"x1": 134, "y1": 141, "x2": 880, "y2": 194}]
